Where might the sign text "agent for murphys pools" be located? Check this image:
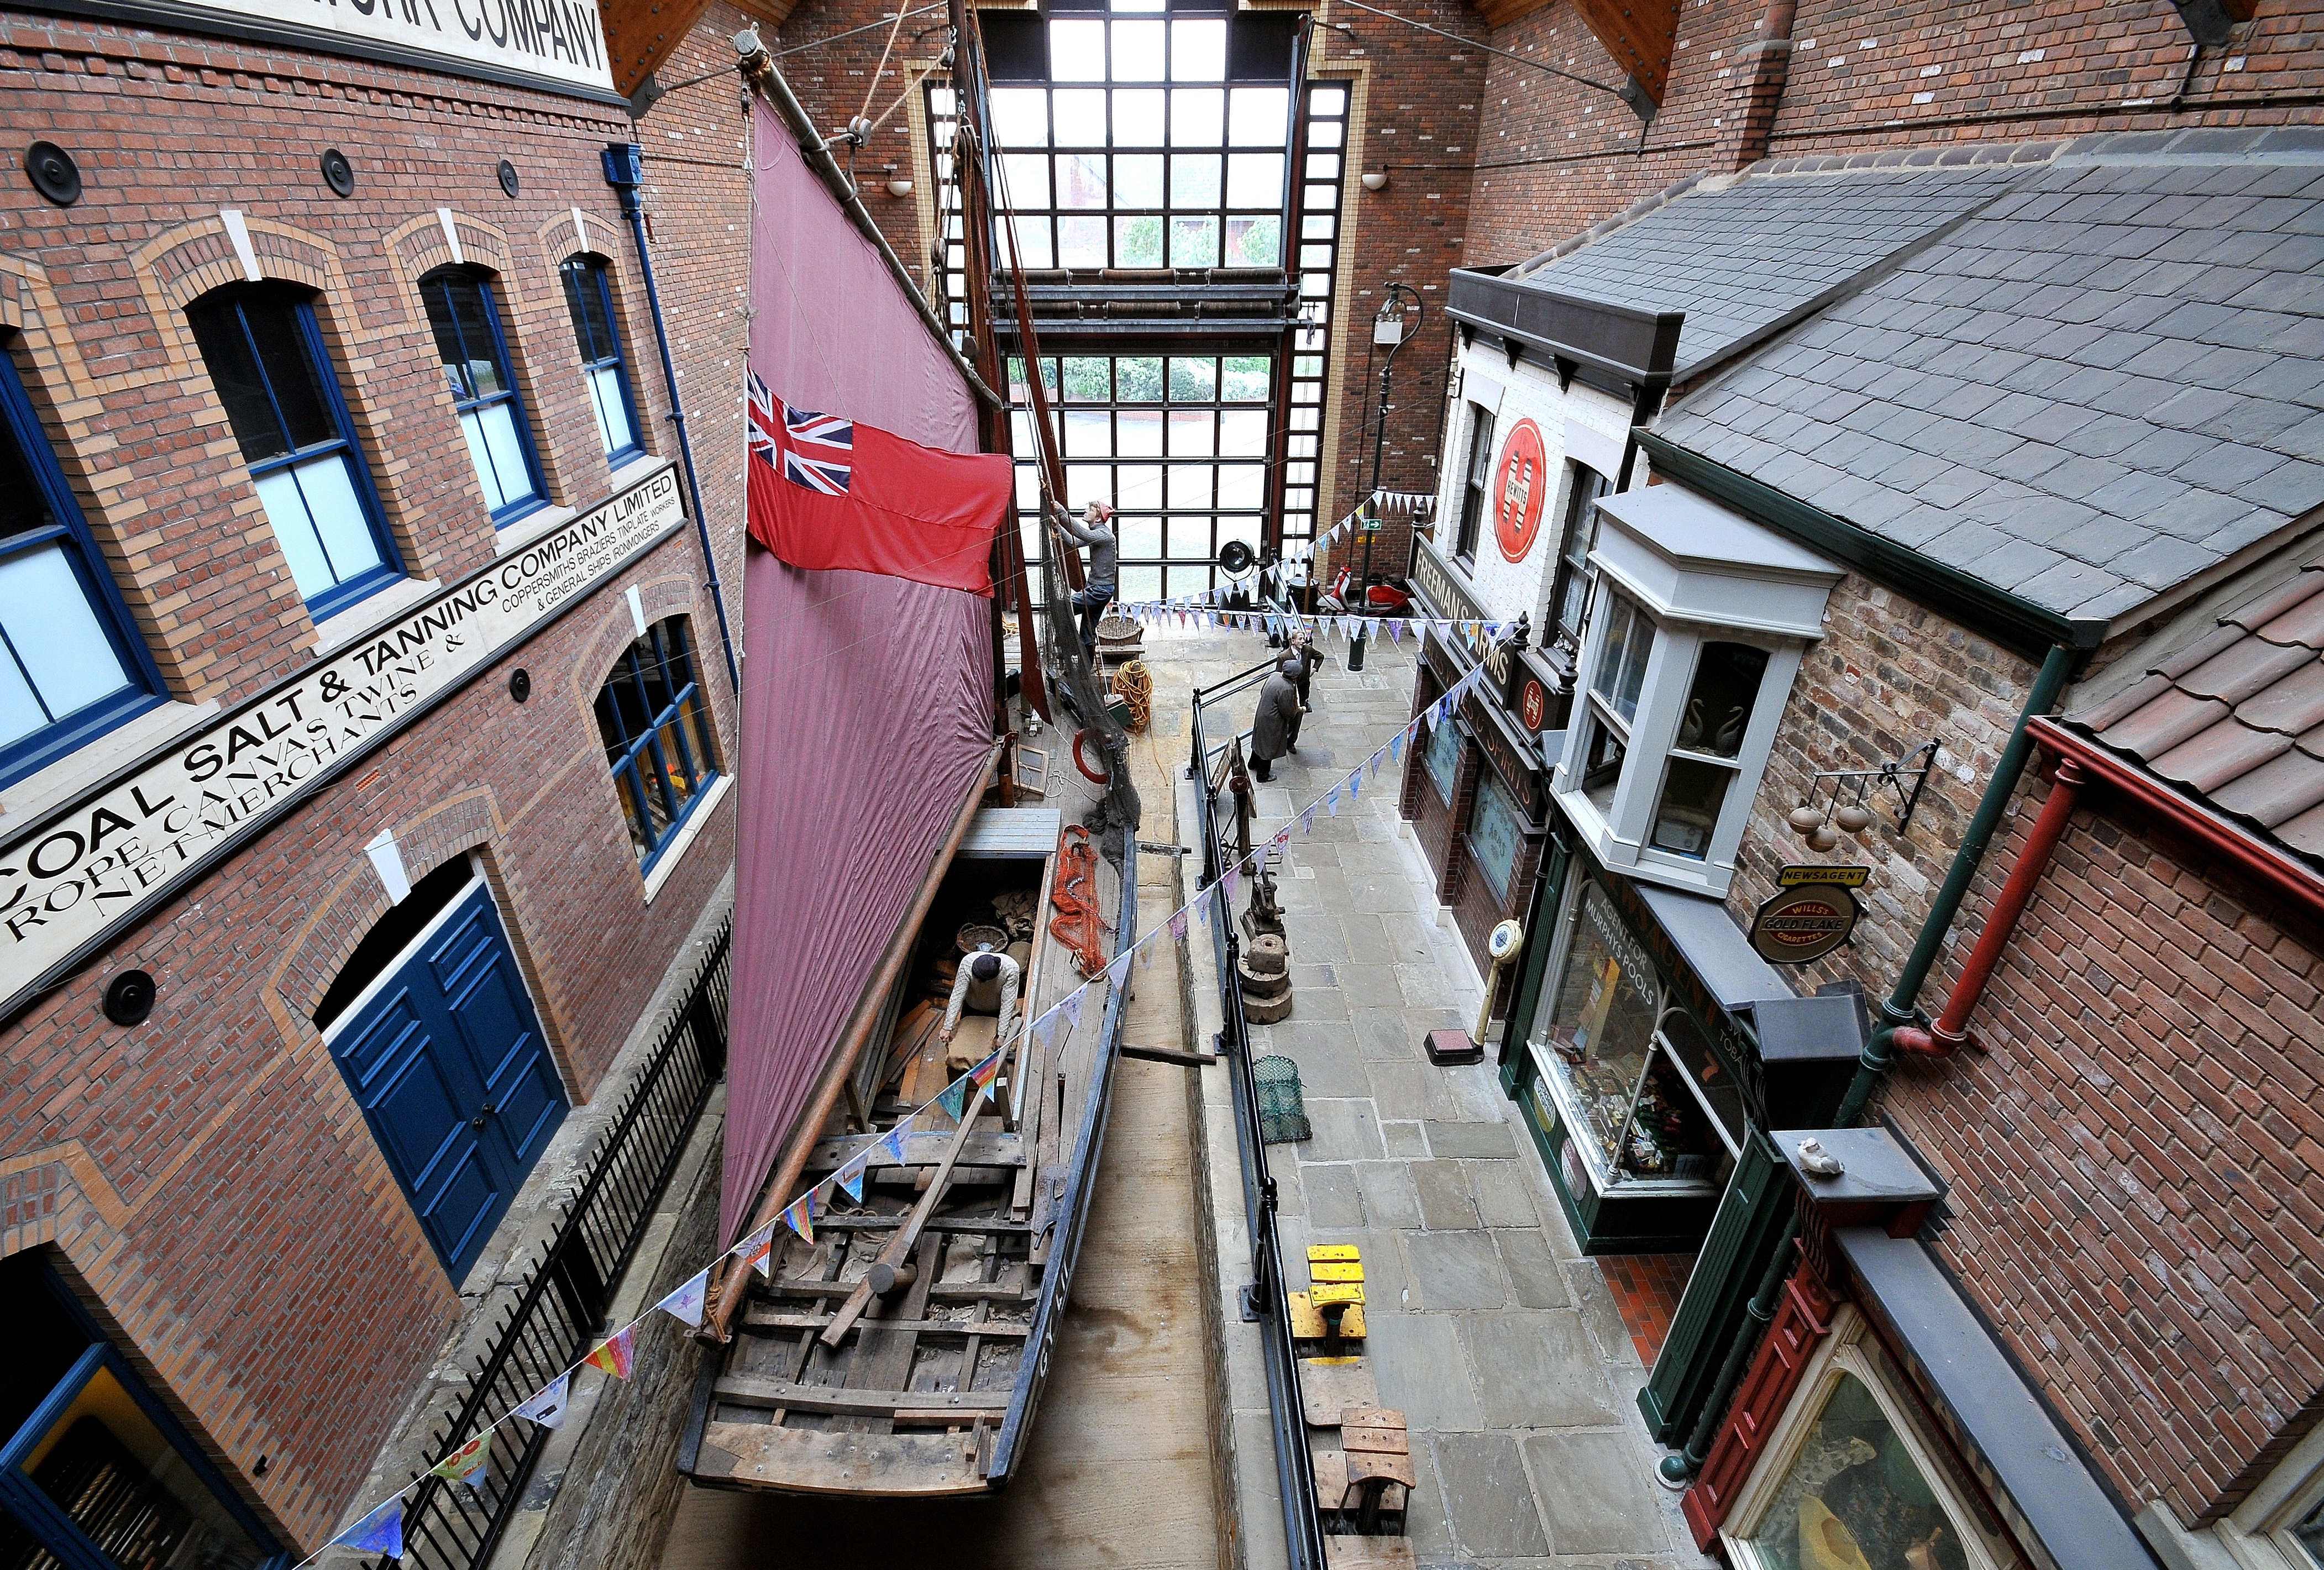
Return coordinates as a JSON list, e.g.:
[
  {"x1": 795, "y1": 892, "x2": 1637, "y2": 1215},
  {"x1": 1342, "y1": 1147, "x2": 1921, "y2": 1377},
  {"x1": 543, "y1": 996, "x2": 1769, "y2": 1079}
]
[{"x1": 0, "y1": 468, "x2": 684, "y2": 1014}]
